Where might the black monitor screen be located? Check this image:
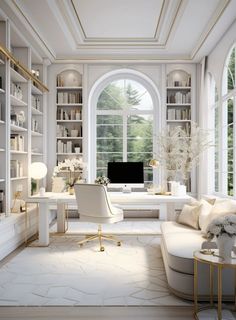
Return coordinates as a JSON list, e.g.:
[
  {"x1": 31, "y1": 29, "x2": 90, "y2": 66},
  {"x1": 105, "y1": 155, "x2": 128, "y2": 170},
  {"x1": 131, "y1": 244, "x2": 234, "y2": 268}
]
[{"x1": 107, "y1": 162, "x2": 144, "y2": 184}]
